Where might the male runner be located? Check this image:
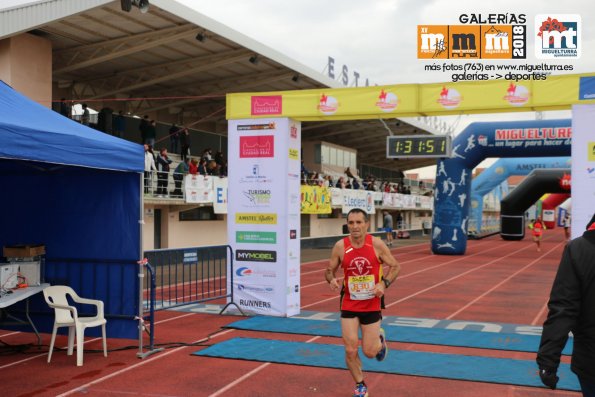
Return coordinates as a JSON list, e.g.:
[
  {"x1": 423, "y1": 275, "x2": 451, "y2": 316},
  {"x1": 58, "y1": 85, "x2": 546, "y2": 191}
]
[{"x1": 326, "y1": 208, "x2": 401, "y2": 397}]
